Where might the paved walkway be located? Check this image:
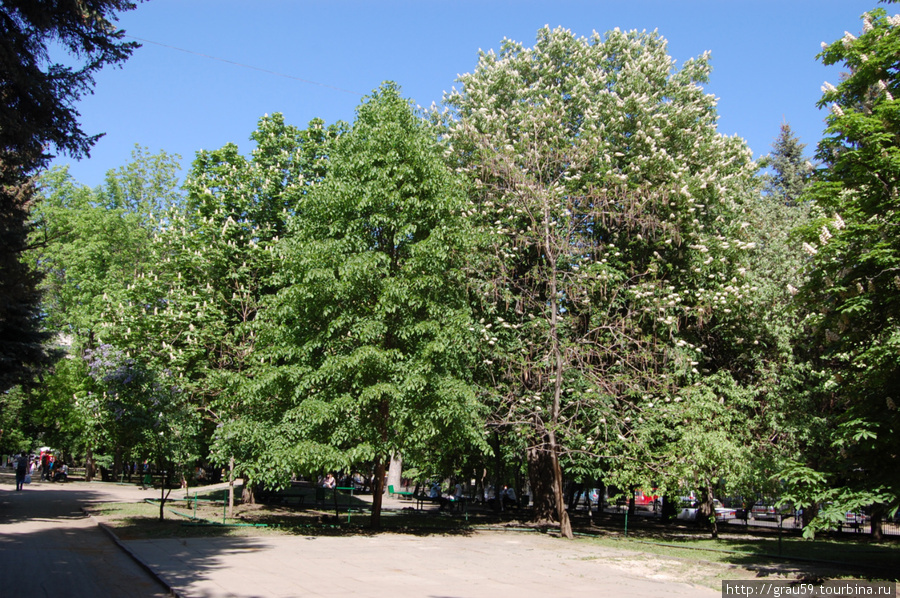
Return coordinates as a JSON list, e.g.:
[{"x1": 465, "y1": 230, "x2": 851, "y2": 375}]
[
  {"x1": 0, "y1": 474, "x2": 169, "y2": 597},
  {"x1": 123, "y1": 531, "x2": 718, "y2": 598},
  {"x1": 0, "y1": 472, "x2": 719, "y2": 598}
]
